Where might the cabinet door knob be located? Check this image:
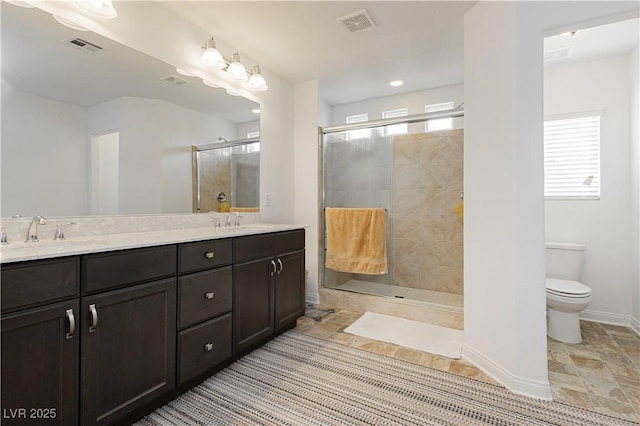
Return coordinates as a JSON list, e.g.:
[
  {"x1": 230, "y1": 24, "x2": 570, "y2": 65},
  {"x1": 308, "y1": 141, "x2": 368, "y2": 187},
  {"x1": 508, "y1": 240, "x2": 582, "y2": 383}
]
[
  {"x1": 65, "y1": 309, "x2": 75, "y2": 340},
  {"x1": 270, "y1": 260, "x2": 276, "y2": 276},
  {"x1": 204, "y1": 343, "x2": 214, "y2": 352},
  {"x1": 204, "y1": 252, "x2": 215, "y2": 259},
  {"x1": 205, "y1": 292, "x2": 214, "y2": 300},
  {"x1": 88, "y1": 304, "x2": 98, "y2": 333},
  {"x1": 276, "y1": 258, "x2": 283, "y2": 275}
]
